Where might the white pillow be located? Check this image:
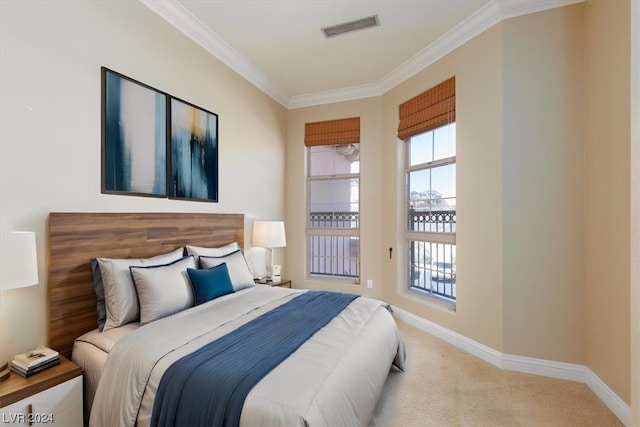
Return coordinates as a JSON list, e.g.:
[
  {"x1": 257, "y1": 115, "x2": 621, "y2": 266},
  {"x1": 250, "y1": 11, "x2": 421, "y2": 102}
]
[
  {"x1": 199, "y1": 250, "x2": 255, "y2": 291},
  {"x1": 186, "y1": 242, "x2": 239, "y2": 258},
  {"x1": 130, "y1": 256, "x2": 197, "y2": 325},
  {"x1": 97, "y1": 247, "x2": 184, "y2": 331}
]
